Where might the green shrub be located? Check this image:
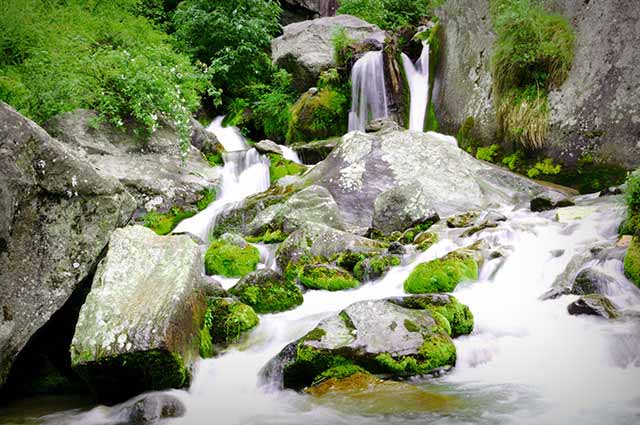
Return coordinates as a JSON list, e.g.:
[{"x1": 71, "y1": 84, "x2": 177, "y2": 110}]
[
  {"x1": 502, "y1": 151, "x2": 523, "y2": 170},
  {"x1": 249, "y1": 69, "x2": 298, "y2": 143},
  {"x1": 476, "y1": 144, "x2": 500, "y2": 162},
  {"x1": 332, "y1": 27, "x2": 357, "y2": 68},
  {"x1": 337, "y1": 0, "x2": 442, "y2": 30},
  {"x1": 173, "y1": 0, "x2": 281, "y2": 104},
  {"x1": 527, "y1": 158, "x2": 562, "y2": 178},
  {"x1": 0, "y1": 0, "x2": 207, "y2": 158},
  {"x1": 490, "y1": 0, "x2": 574, "y2": 151}
]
